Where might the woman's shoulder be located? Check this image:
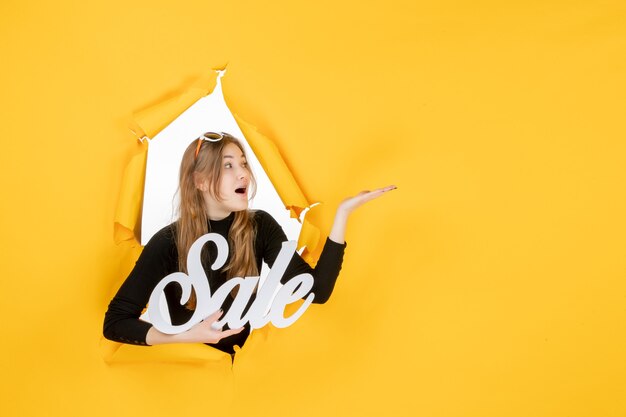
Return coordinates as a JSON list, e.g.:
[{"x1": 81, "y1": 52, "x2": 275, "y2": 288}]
[
  {"x1": 250, "y1": 209, "x2": 288, "y2": 243},
  {"x1": 251, "y1": 208, "x2": 271, "y2": 220},
  {"x1": 250, "y1": 209, "x2": 280, "y2": 228},
  {"x1": 143, "y1": 222, "x2": 177, "y2": 251}
]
